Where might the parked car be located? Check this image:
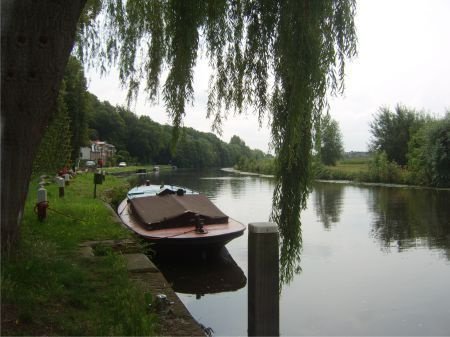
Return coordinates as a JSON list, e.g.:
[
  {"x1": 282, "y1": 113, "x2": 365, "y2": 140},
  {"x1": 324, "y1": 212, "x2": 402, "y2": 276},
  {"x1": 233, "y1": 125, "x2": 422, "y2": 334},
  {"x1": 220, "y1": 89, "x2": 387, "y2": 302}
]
[
  {"x1": 118, "y1": 162, "x2": 127, "y2": 167},
  {"x1": 86, "y1": 160, "x2": 96, "y2": 168}
]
